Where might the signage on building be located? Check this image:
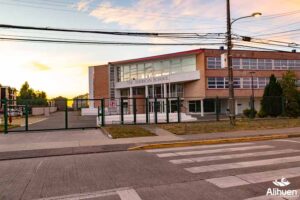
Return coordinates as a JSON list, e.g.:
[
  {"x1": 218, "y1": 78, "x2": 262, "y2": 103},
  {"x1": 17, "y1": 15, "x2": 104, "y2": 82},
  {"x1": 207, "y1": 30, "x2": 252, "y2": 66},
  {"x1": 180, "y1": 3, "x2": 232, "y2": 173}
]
[
  {"x1": 109, "y1": 100, "x2": 117, "y2": 108},
  {"x1": 221, "y1": 53, "x2": 228, "y2": 68},
  {"x1": 126, "y1": 76, "x2": 170, "y2": 86}
]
